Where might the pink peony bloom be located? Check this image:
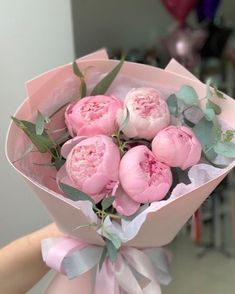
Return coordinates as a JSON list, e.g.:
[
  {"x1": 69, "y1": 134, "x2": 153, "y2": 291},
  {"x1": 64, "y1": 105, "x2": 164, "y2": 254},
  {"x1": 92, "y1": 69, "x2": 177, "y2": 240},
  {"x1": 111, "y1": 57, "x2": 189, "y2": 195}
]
[
  {"x1": 117, "y1": 88, "x2": 170, "y2": 140},
  {"x1": 65, "y1": 95, "x2": 123, "y2": 137},
  {"x1": 113, "y1": 186, "x2": 140, "y2": 216},
  {"x1": 119, "y1": 145, "x2": 172, "y2": 204},
  {"x1": 57, "y1": 135, "x2": 120, "y2": 203},
  {"x1": 151, "y1": 126, "x2": 202, "y2": 170}
]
